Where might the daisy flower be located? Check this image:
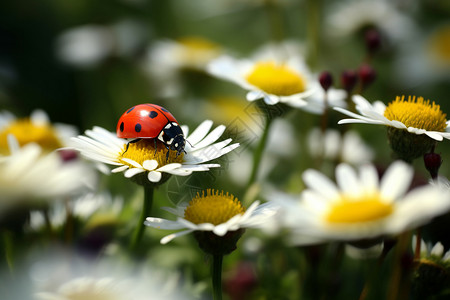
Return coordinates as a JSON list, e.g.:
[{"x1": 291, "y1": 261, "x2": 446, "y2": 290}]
[
  {"x1": 411, "y1": 236, "x2": 450, "y2": 297},
  {"x1": 146, "y1": 36, "x2": 222, "y2": 72},
  {"x1": 25, "y1": 249, "x2": 191, "y2": 300},
  {"x1": 207, "y1": 41, "x2": 317, "y2": 106},
  {"x1": 270, "y1": 161, "x2": 450, "y2": 245},
  {"x1": 71, "y1": 120, "x2": 239, "y2": 185},
  {"x1": 326, "y1": 0, "x2": 416, "y2": 44},
  {"x1": 0, "y1": 109, "x2": 77, "y2": 155},
  {"x1": 0, "y1": 138, "x2": 94, "y2": 214},
  {"x1": 395, "y1": 23, "x2": 450, "y2": 87},
  {"x1": 334, "y1": 95, "x2": 450, "y2": 161},
  {"x1": 144, "y1": 189, "x2": 278, "y2": 252}
]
